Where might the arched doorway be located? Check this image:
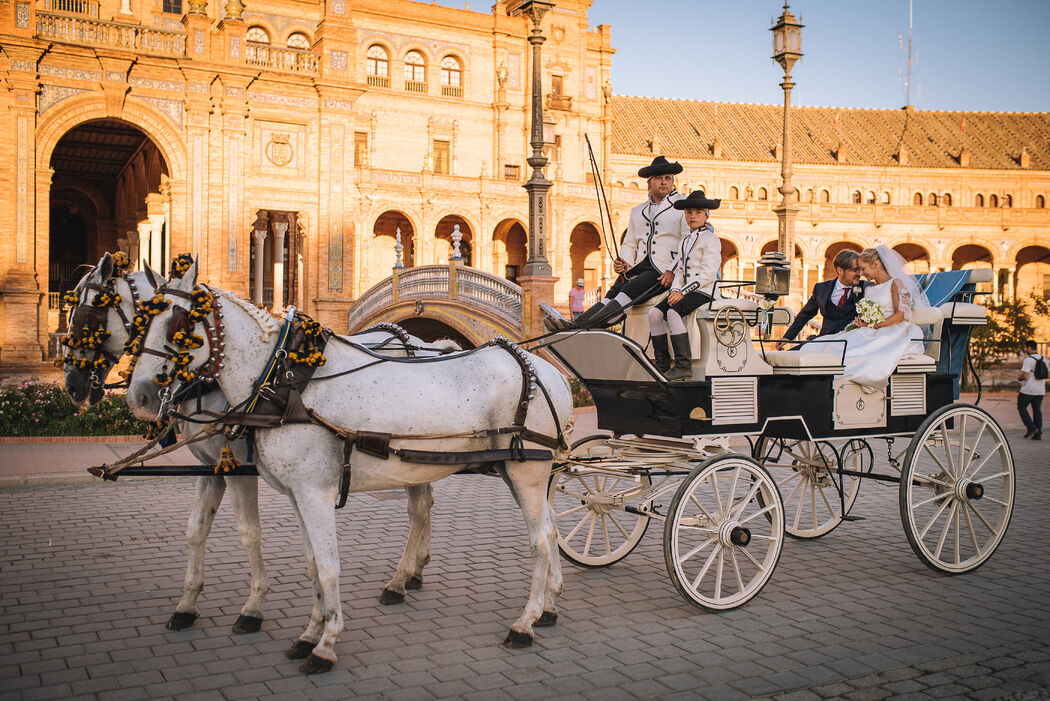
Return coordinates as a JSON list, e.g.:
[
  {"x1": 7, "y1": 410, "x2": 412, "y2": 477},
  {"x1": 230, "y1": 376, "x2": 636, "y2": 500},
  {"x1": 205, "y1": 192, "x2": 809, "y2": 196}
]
[
  {"x1": 893, "y1": 243, "x2": 931, "y2": 274},
  {"x1": 493, "y1": 218, "x2": 527, "y2": 282},
  {"x1": 366, "y1": 211, "x2": 414, "y2": 290},
  {"x1": 435, "y1": 215, "x2": 472, "y2": 266},
  {"x1": 951, "y1": 244, "x2": 992, "y2": 271},
  {"x1": 720, "y1": 240, "x2": 740, "y2": 281},
  {"x1": 48, "y1": 118, "x2": 169, "y2": 329},
  {"x1": 1015, "y1": 245, "x2": 1050, "y2": 300},
  {"x1": 569, "y1": 222, "x2": 602, "y2": 291}
]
